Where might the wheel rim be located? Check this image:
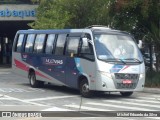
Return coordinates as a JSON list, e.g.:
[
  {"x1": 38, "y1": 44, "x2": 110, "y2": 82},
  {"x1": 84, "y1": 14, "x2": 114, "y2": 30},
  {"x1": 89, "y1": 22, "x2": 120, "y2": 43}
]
[
  {"x1": 30, "y1": 75, "x2": 35, "y2": 85},
  {"x1": 82, "y1": 83, "x2": 89, "y2": 93}
]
